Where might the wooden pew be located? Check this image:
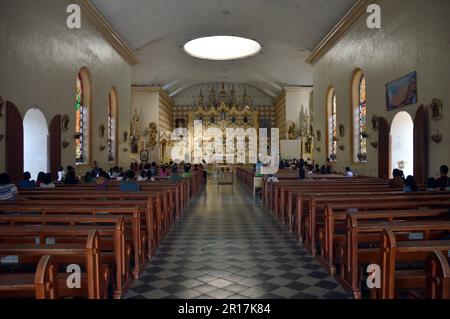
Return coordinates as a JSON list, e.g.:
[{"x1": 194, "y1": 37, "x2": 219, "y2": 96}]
[
  {"x1": 306, "y1": 193, "x2": 450, "y2": 256},
  {"x1": 321, "y1": 197, "x2": 450, "y2": 274},
  {"x1": 0, "y1": 230, "x2": 104, "y2": 299},
  {"x1": 0, "y1": 204, "x2": 145, "y2": 279},
  {"x1": 0, "y1": 255, "x2": 58, "y2": 299},
  {"x1": 337, "y1": 219, "x2": 450, "y2": 298},
  {"x1": 287, "y1": 187, "x2": 400, "y2": 235},
  {"x1": 0, "y1": 214, "x2": 130, "y2": 298},
  {"x1": 14, "y1": 192, "x2": 159, "y2": 258},
  {"x1": 380, "y1": 226, "x2": 450, "y2": 299},
  {"x1": 269, "y1": 178, "x2": 387, "y2": 214},
  {"x1": 425, "y1": 250, "x2": 450, "y2": 299}
]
